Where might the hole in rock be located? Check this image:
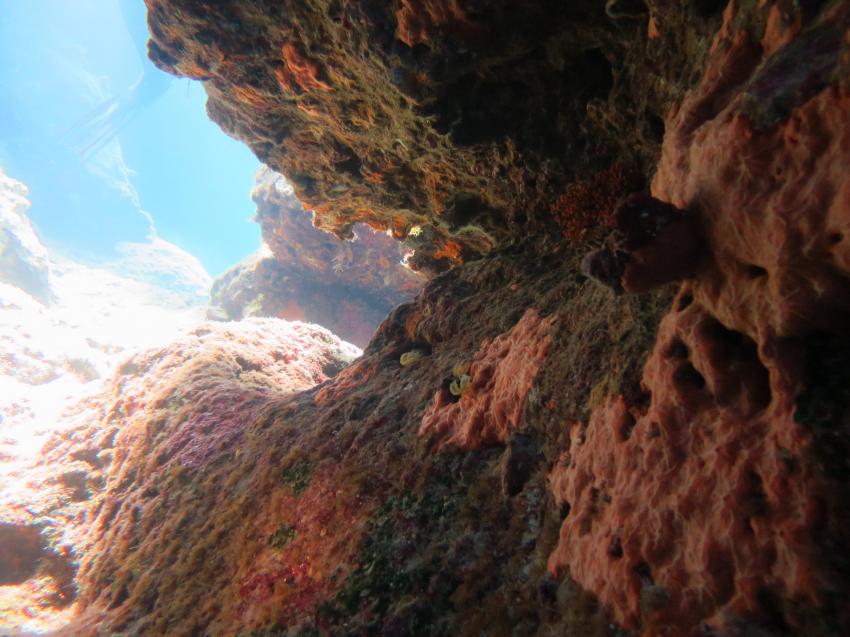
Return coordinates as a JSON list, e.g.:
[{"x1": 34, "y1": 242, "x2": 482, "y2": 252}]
[
  {"x1": 702, "y1": 319, "x2": 755, "y2": 358},
  {"x1": 677, "y1": 292, "x2": 694, "y2": 311},
  {"x1": 440, "y1": 378, "x2": 462, "y2": 404},
  {"x1": 743, "y1": 470, "x2": 769, "y2": 518},
  {"x1": 574, "y1": 49, "x2": 614, "y2": 101},
  {"x1": 432, "y1": 78, "x2": 529, "y2": 146},
  {"x1": 673, "y1": 362, "x2": 706, "y2": 390},
  {"x1": 664, "y1": 337, "x2": 689, "y2": 360},
  {"x1": 634, "y1": 562, "x2": 653, "y2": 583},
  {"x1": 606, "y1": 0, "x2": 649, "y2": 19},
  {"x1": 609, "y1": 532, "x2": 624, "y2": 559},
  {"x1": 693, "y1": 0, "x2": 729, "y2": 19},
  {"x1": 701, "y1": 318, "x2": 772, "y2": 410},
  {"x1": 441, "y1": 193, "x2": 499, "y2": 231},
  {"x1": 334, "y1": 152, "x2": 362, "y2": 177},
  {"x1": 109, "y1": 585, "x2": 131, "y2": 610},
  {"x1": 559, "y1": 502, "x2": 571, "y2": 520},
  {"x1": 539, "y1": 576, "x2": 558, "y2": 604},
  {"x1": 0, "y1": 523, "x2": 47, "y2": 585},
  {"x1": 829, "y1": 233, "x2": 843, "y2": 245},
  {"x1": 745, "y1": 264, "x2": 768, "y2": 279},
  {"x1": 647, "y1": 112, "x2": 666, "y2": 143},
  {"x1": 756, "y1": 586, "x2": 791, "y2": 632},
  {"x1": 617, "y1": 412, "x2": 637, "y2": 442}
]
